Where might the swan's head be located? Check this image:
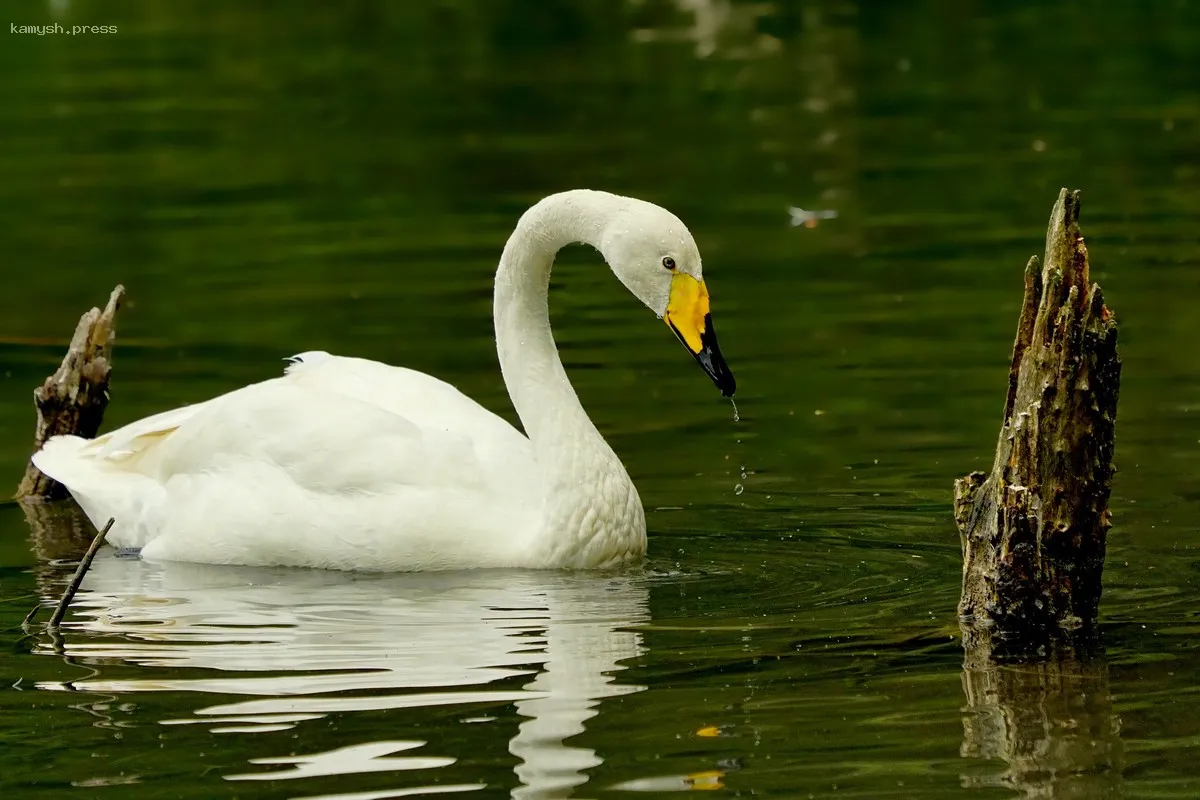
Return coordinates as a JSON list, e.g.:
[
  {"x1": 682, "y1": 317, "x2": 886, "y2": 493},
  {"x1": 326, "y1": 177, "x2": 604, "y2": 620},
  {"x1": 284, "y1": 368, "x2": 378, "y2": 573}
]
[{"x1": 598, "y1": 198, "x2": 736, "y2": 397}]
